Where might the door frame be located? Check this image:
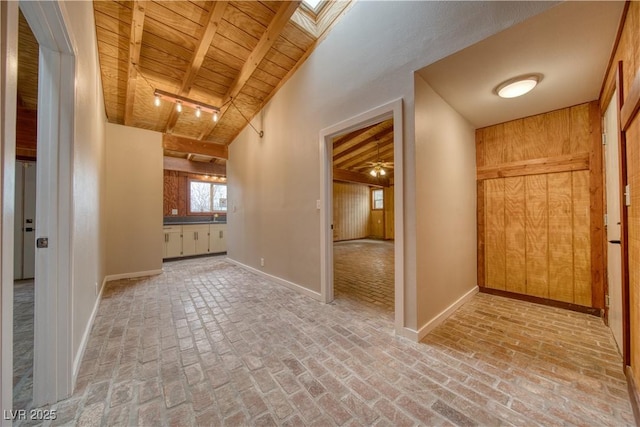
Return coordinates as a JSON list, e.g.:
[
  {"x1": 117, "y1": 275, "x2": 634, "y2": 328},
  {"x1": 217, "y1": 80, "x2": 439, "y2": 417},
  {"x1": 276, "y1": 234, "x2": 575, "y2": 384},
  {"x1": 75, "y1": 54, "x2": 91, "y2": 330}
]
[
  {"x1": 602, "y1": 61, "x2": 631, "y2": 367},
  {"x1": 319, "y1": 98, "x2": 404, "y2": 334},
  {"x1": 1, "y1": 0, "x2": 76, "y2": 410},
  {"x1": 1, "y1": 1, "x2": 19, "y2": 418}
]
